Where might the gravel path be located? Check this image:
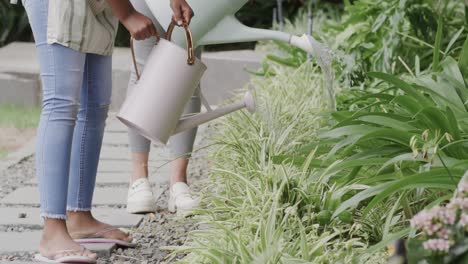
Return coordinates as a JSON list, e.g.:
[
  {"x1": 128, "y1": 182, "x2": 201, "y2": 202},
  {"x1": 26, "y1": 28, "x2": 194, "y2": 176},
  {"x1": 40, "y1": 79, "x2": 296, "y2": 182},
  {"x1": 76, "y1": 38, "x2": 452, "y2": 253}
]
[{"x1": 107, "y1": 145, "x2": 211, "y2": 264}]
